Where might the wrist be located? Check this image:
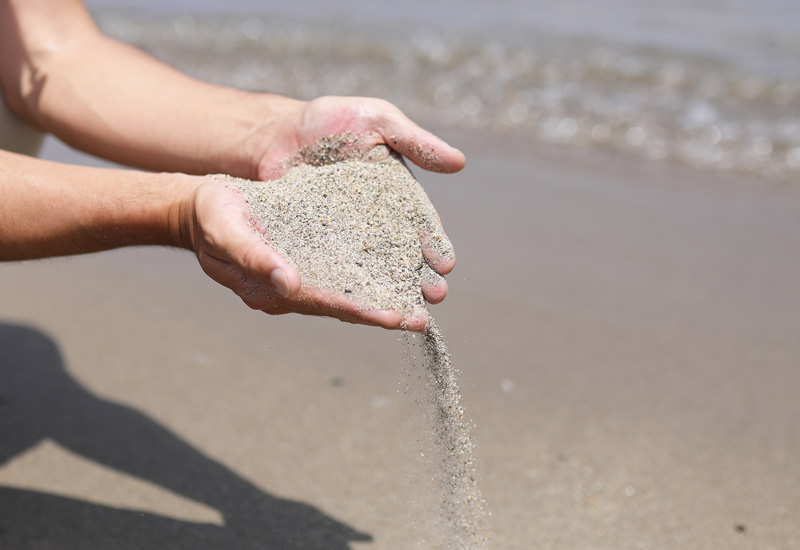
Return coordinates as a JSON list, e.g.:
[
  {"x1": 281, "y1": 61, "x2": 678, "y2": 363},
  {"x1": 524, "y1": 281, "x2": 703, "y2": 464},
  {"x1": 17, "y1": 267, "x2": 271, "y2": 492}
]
[
  {"x1": 165, "y1": 173, "x2": 204, "y2": 251},
  {"x1": 242, "y1": 94, "x2": 306, "y2": 181}
]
